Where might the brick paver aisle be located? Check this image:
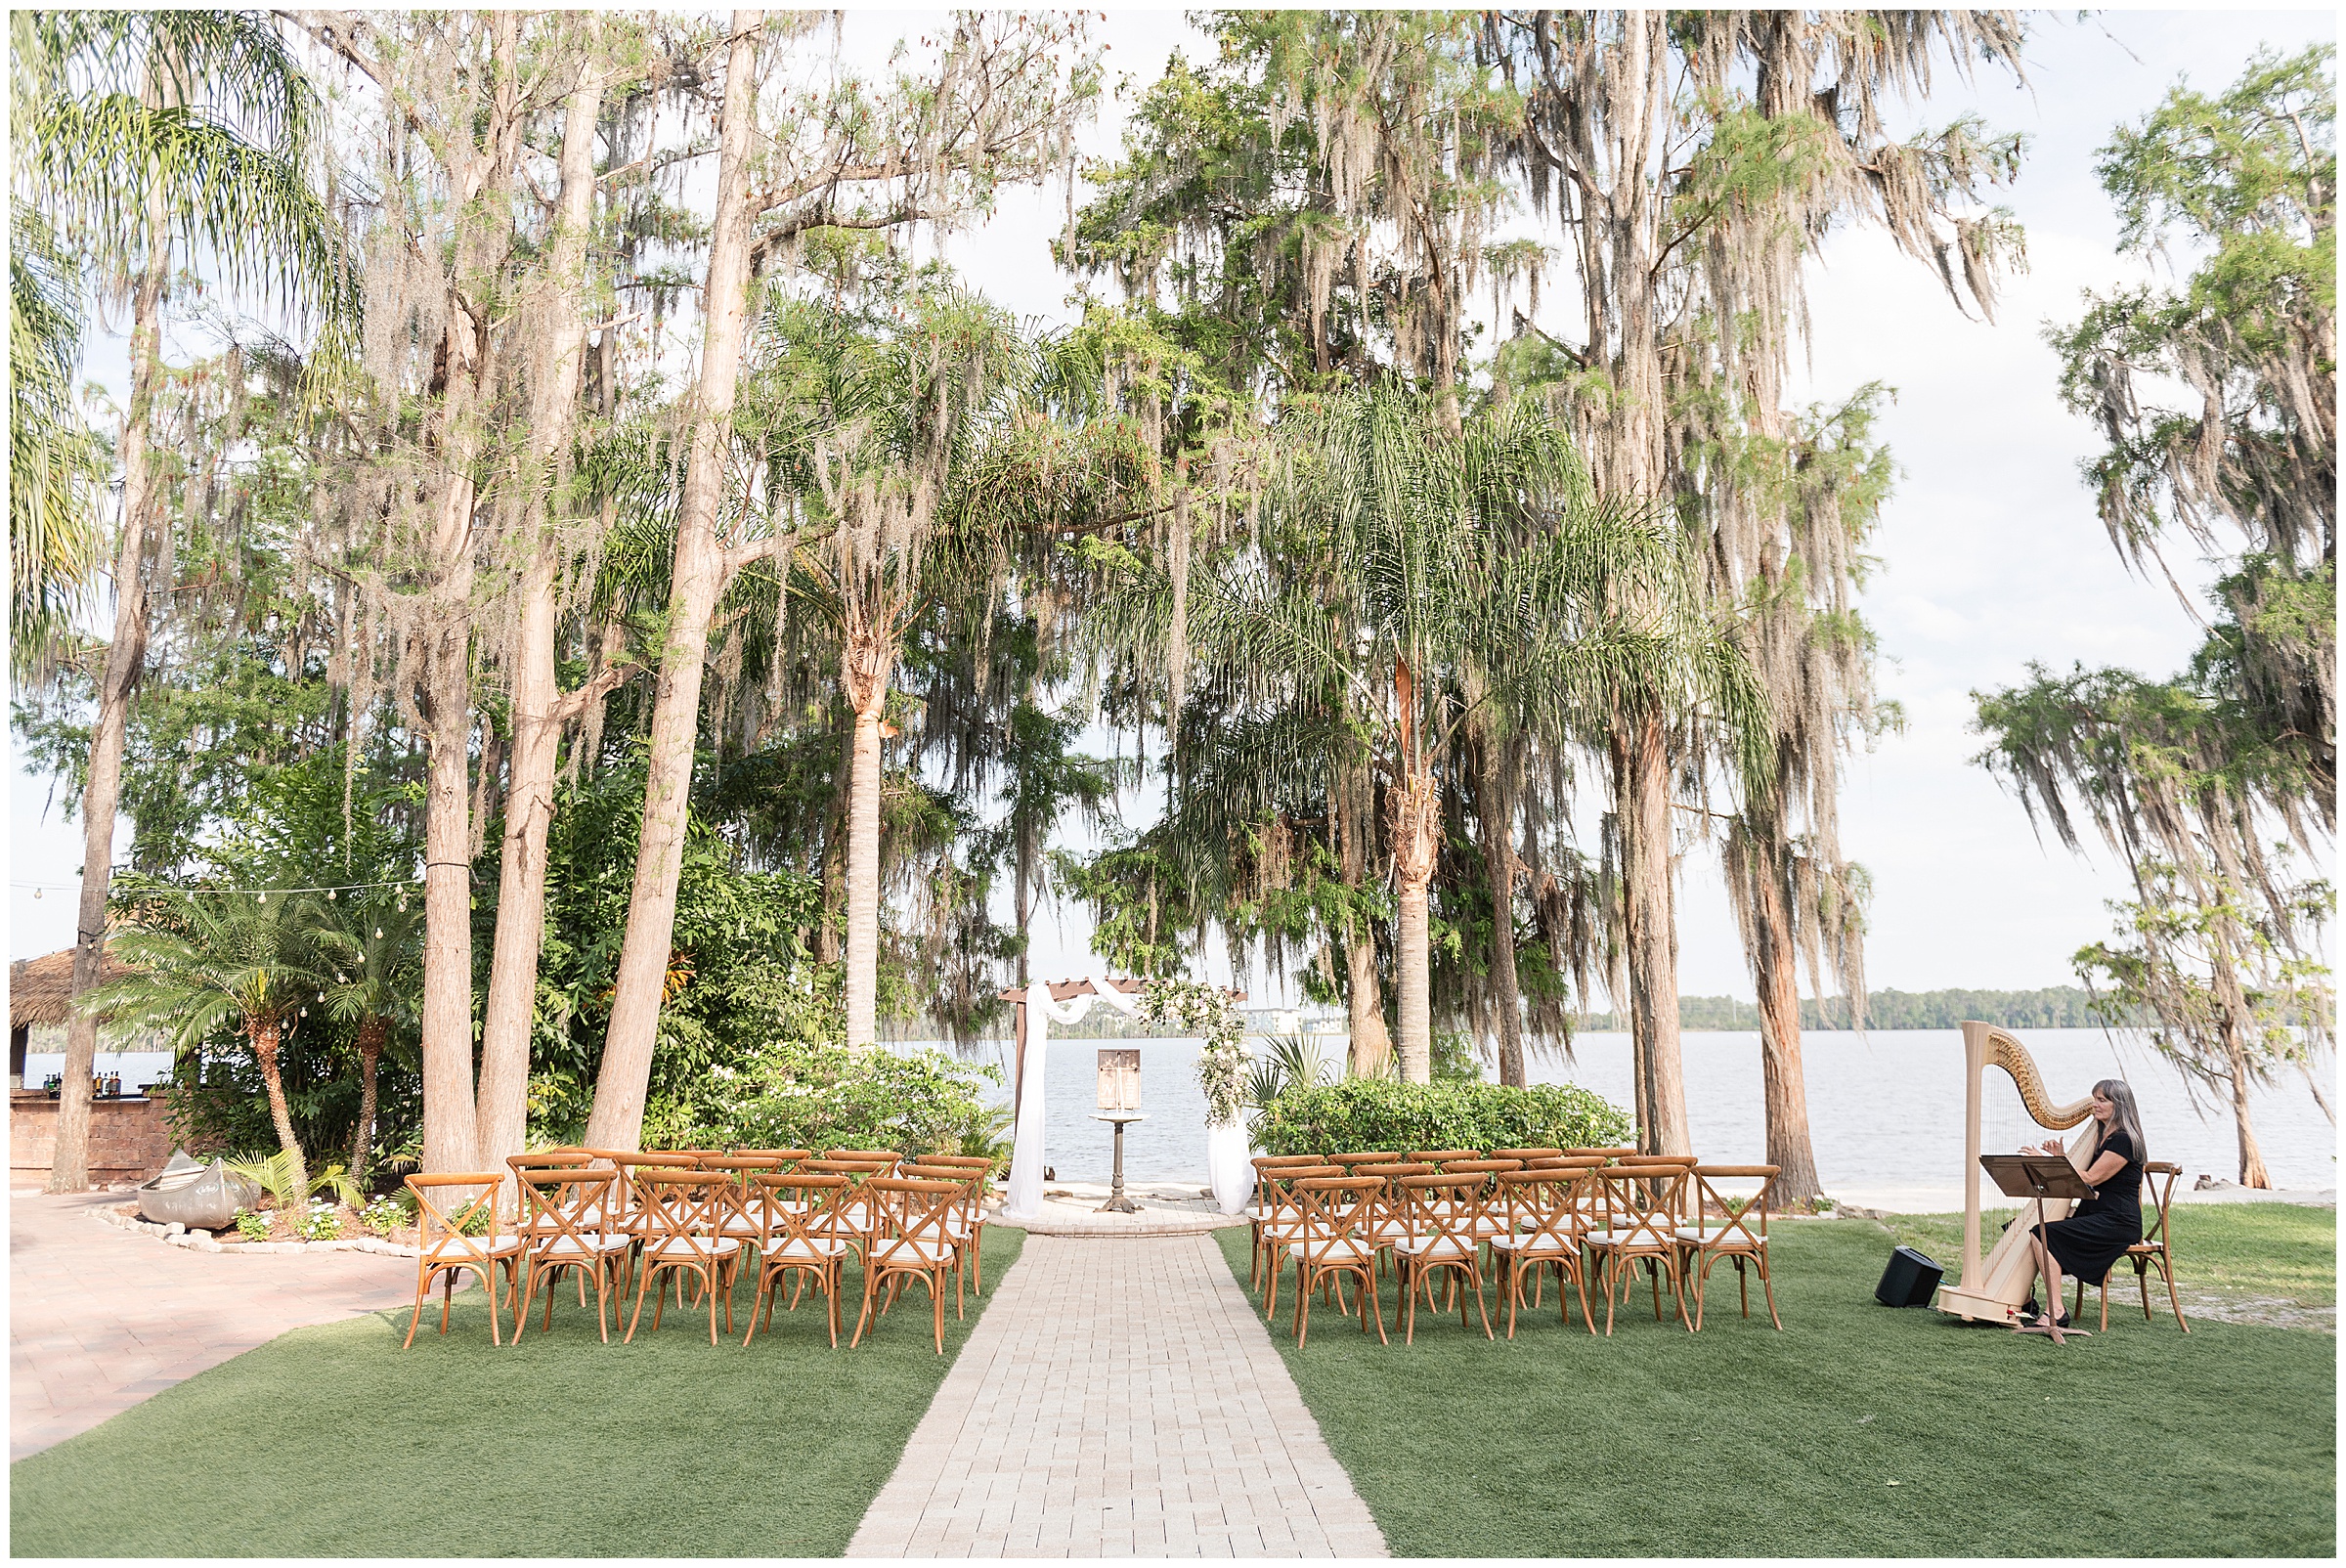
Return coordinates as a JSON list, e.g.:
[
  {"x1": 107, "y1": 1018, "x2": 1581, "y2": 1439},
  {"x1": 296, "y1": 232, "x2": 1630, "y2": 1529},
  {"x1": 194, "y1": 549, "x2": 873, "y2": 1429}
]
[
  {"x1": 9, "y1": 1192, "x2": 415, "y2": 1459},
  {"x1": 847, "y1": 1233, "x2": 1386, "y2": 1558}
]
